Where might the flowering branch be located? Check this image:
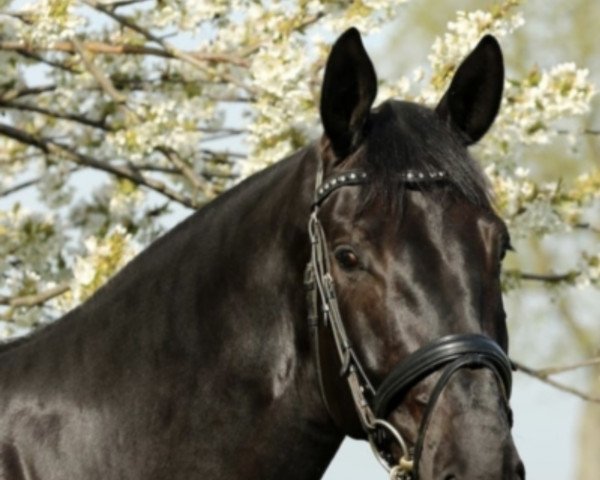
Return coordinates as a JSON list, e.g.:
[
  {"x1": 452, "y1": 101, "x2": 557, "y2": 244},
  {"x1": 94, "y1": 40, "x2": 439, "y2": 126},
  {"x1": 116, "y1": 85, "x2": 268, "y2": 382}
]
[
  {"x1": 0, "y1": 167, "x2": 80, "y2": 198},
  {"x1": 9, "y1": 46, "x2": 77, "y2": 73},
  {"x1": 0, "y1": 40, "x2": 250, "y2": 67},
  {"x1": 72, "y1": 37, "x2": 128, "y2": 105},
  {"x1": 506, "y1": 270, "x2": 581, "y2": 284},
  {"x1": 556, "y1": 128, "x2": 600, "y2": 136},
  {"x1": 102, "y1": 0, "x2": 151, "y2": 8},
  {"x1": 0, "y1": 122, "x2": 200, "y2": 209},
  {"x1": 0, "y1": 85, "x2": 56, "y2": 101},
  {"x1": 0, "y1": 99, "x2": 110, "y2": 130},
  {"x1": 155, "y1": 146, "x2": 214, "y2": 197},
  {"x1": 81, "y1": 0, "x2": 253, "y2": 94},
  {"x1": 0, "y1": 282, "x2": 71, "y2": 308},
  {"x1": 575, "y1": 223, "x2": 600, "y2": 234}
]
